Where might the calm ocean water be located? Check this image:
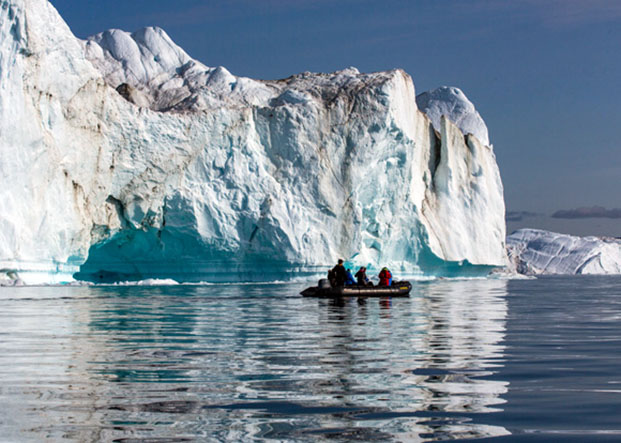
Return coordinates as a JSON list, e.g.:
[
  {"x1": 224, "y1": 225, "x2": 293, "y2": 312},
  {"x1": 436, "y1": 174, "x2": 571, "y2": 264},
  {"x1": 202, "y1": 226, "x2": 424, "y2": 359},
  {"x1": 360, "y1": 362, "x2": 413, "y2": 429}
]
[{"x1": 1, "y1": 276, "x2": 620, "y2": 441}]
